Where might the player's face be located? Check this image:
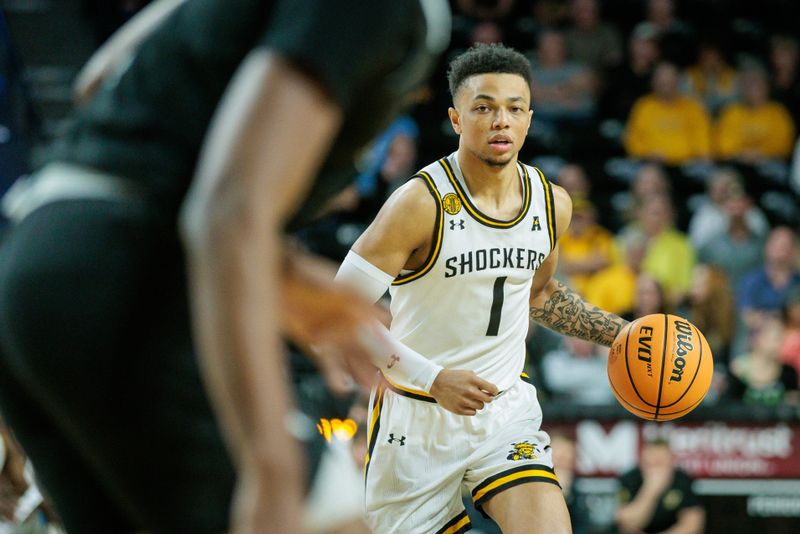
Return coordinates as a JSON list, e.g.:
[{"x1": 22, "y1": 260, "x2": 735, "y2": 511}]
[{"x1": 449, "y1": 73, "x2": 532, "y2": 168}]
